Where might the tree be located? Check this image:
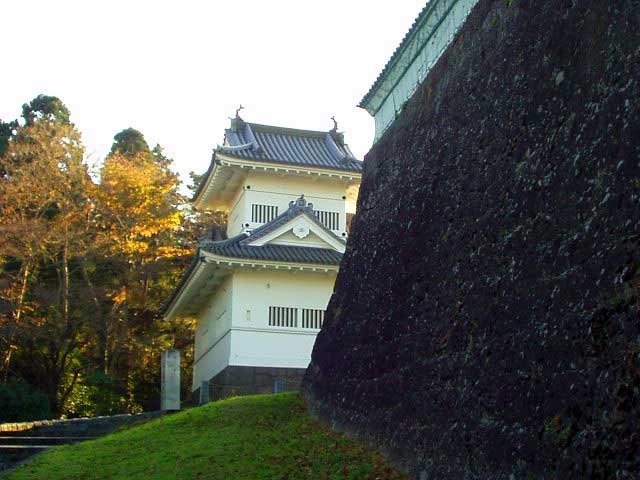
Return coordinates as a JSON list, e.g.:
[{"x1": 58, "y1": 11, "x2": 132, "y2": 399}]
[
  {"x1": 0, "y1": 96, "x2": 92, "y2": 413},
  {"x1": 90, "y1": 131, "x2": 191, "y2": 411},
  {"x1": 1, "y1": 102, "x2": 205, "y2": 416},
  {"x1": 22, "y1": 94, "x2": 71, "y2": 126},
  {"x1": 0, "y1": 118, "x2": 18, "y2": 168},
  {"x1": 109, "y1": 128, "x2": 150, "y2": 157}
]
